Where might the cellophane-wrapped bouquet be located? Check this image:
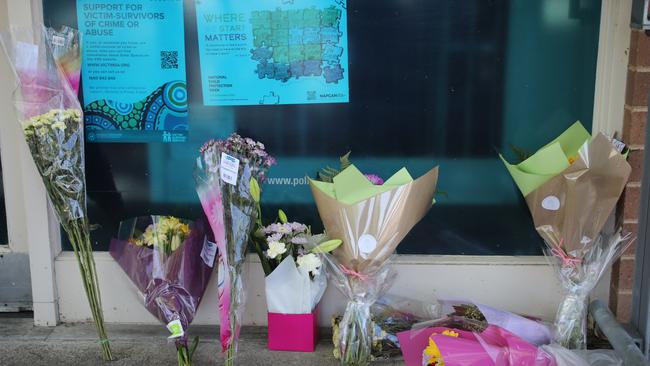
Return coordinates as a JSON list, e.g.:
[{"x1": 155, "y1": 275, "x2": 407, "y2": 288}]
[
  {"x1": 332, "y1": 295, "x2": 440, "y2": 361},
  {"x1": 438, "y1": 300, "x2": 553, "y2": 346},
  {"x1": 310, "y1": 162, "x2": 438, "y2": 366},
  {"x1": 0, "y1": 27, "x2": 112, "y2": 359},
  {"x1": 194, "y1": 134, "x2": 274, "y2": 365},
  {"x1": 500, "y1": 122, "x2": 632, "y2": 349},
  {"x1": 109, "y1": 215, "x2": 214, "y2": 365},
  {"x1": 397, "y1": 317, "x2": 558, "y2": 366}
]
